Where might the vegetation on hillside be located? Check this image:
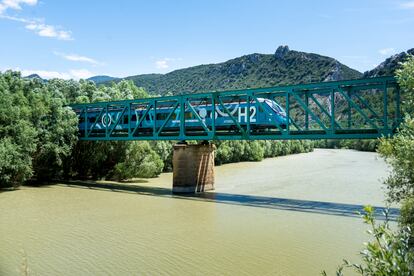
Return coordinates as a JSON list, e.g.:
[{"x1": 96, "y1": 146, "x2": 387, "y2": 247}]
[{"x1": 101, "y1": 46, "x2": 362, "y2": 95}]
